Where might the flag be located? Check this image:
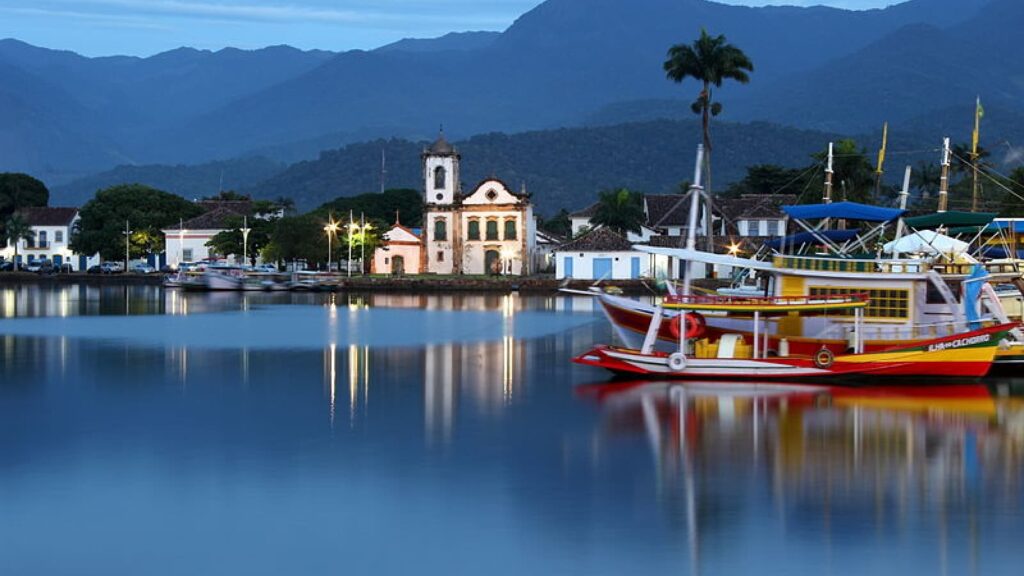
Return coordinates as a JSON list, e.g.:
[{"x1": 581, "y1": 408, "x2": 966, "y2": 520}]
[
  {"x1": 876, "y1": 122, "x2": 888, "y2": 174},
  {"x1": 972, "y1": 97, "x2": 983, "y2": 156}
]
